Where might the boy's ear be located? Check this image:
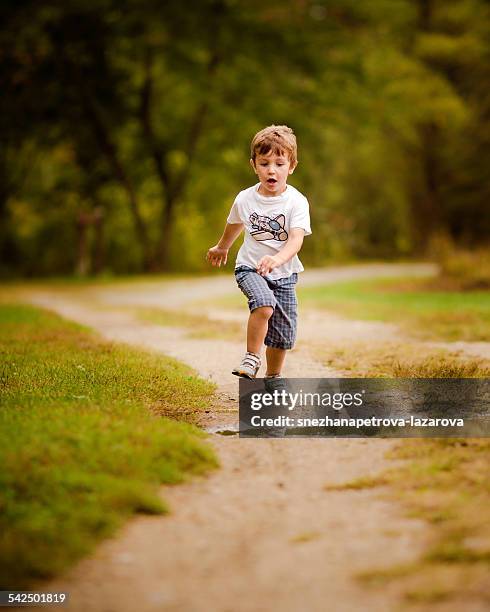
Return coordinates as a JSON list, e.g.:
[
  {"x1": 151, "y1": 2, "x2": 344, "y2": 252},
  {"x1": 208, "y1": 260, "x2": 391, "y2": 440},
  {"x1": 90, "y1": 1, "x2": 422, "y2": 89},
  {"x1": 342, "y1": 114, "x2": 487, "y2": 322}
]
[
  {"x1": 289, "y1": 161, "x2": 298, "y2": 174},
  {"x1": 250, "y1": 158, "x2": 257, "y2": 174}
]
